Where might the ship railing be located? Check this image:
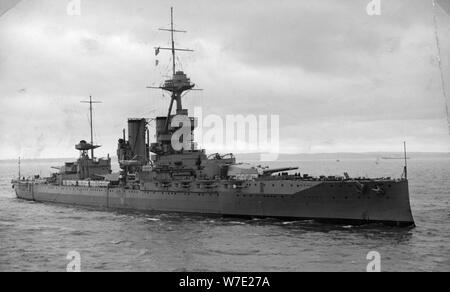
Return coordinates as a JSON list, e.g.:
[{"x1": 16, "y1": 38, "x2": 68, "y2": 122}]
[{"x1": 62, "y1": 180, "x2": 110, "y2": 188}]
